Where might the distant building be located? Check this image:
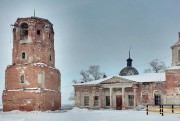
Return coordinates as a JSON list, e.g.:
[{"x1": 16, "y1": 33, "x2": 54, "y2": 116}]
[
  {"x1": 73, "y1": 33, "x2": 180, "y2": 110},
  {"x1": 2, "y1": 17, "x2": 61, "y2": 111}
]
